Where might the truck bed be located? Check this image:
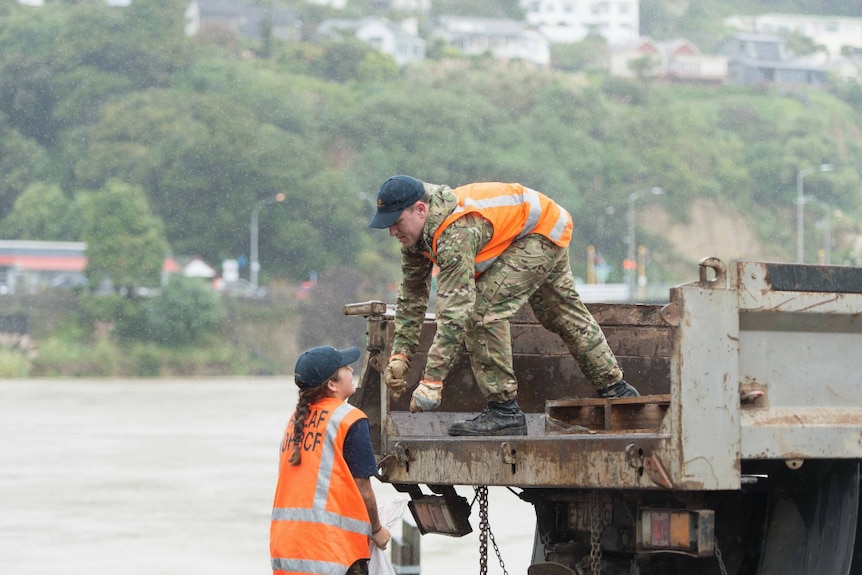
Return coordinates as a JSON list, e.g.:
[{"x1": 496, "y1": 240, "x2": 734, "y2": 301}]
[{"x1": 347, "y1": 260, "x2": 862, "y2": 491}]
